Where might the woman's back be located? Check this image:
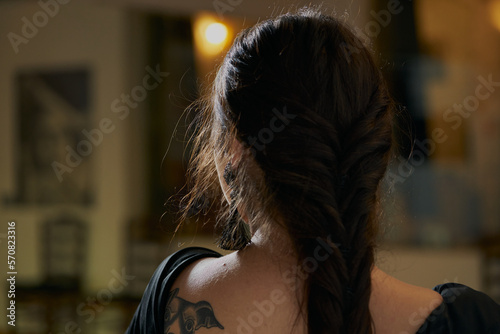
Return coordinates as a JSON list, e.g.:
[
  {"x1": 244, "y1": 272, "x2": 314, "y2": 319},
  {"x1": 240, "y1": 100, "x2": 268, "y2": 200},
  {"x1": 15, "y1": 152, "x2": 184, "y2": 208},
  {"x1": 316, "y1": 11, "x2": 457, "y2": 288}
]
[
  {"x1": 128, "y1": 242, "x2": 500, "y2": 333},
  {"x1": 127, "y1": 8, "x2": 500, "y2": 334},
  {"x1": 171, "y1": 242, "x2": 307, "y2": 333},
  {"x1": 169, "y1": 234, "x2": 443, "y2": 334}
]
